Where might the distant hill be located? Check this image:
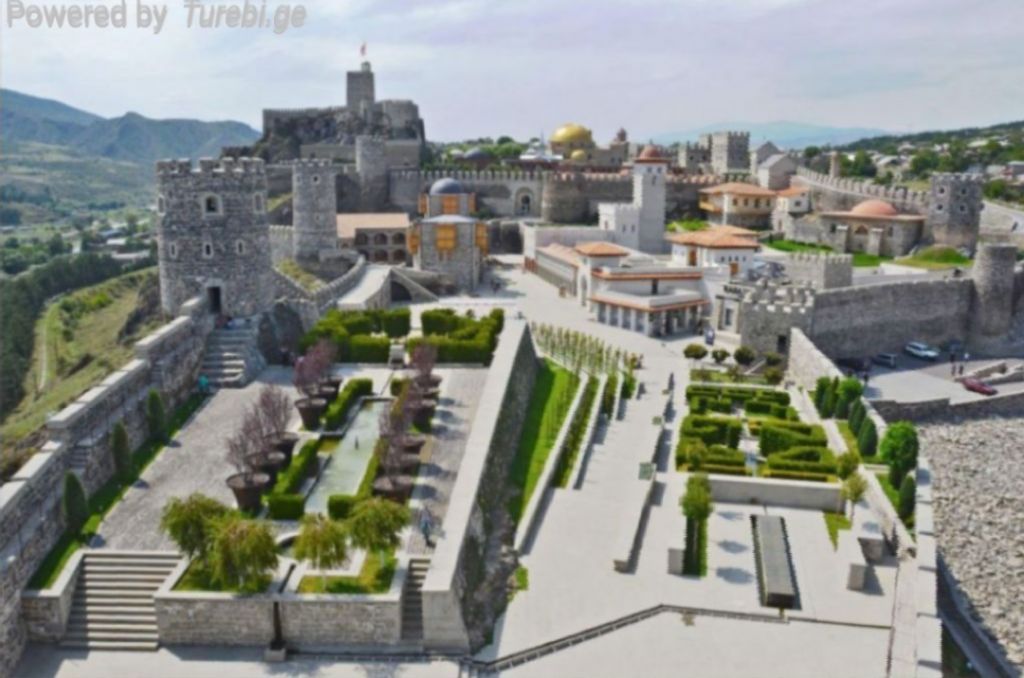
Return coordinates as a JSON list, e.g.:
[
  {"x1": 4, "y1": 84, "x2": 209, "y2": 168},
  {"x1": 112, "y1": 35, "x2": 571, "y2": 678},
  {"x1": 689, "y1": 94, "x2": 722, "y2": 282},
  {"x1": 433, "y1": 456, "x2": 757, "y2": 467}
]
[
  {"x1": 839, "y1": 120, "x2": 1024, "y2": 152},
  {"x1": 0, "y1": 88, "x2": 259, "y2": 166},
  {"x1": 652, "y1": 121, "x2": 890, "y2": 150}
]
